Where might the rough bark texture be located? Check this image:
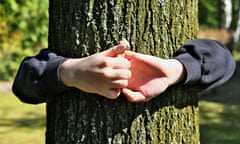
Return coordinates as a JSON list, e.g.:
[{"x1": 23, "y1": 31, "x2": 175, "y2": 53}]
[{"x1": 47, "y1": 0, "x2": 199, "y2": 143}]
